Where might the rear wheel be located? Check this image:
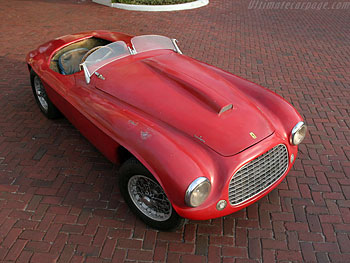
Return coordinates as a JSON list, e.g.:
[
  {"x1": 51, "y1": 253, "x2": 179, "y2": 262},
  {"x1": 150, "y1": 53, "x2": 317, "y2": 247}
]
[
  {"x1": 30, "y1": 69, "x2": 60, "y2": 119},
  {"x1": 118, "y1": 158, "x2": 183, "y2": 231}
]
